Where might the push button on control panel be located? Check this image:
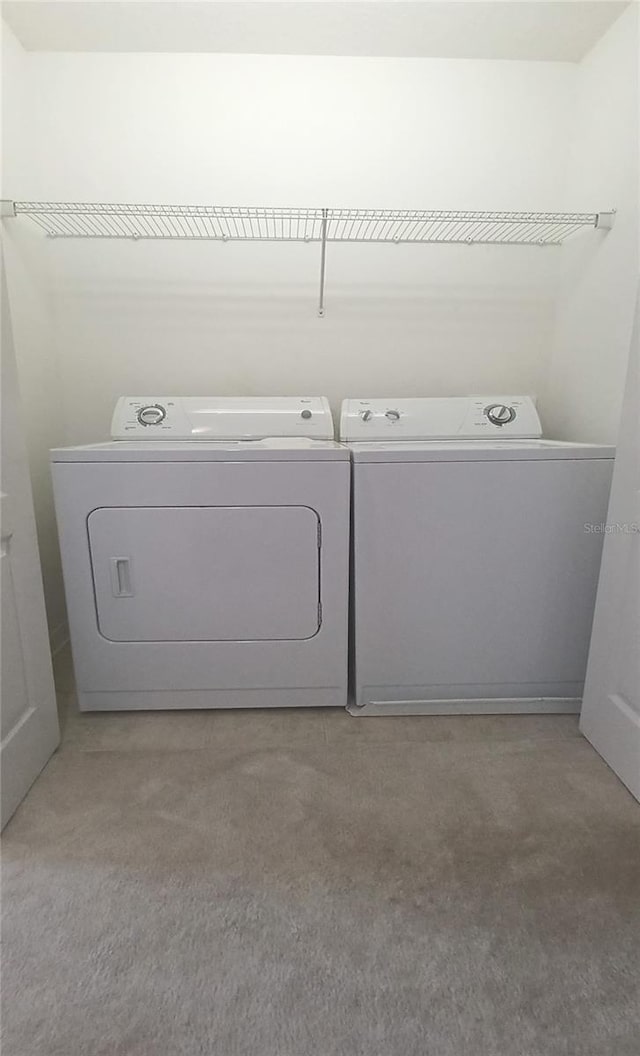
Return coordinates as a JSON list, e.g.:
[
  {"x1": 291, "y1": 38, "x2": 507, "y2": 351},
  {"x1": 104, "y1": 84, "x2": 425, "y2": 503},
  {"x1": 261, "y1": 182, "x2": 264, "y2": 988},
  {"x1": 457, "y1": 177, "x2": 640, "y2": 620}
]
[{"x1": 137, "y1": 404, "x2": 166, "y2": 426}]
